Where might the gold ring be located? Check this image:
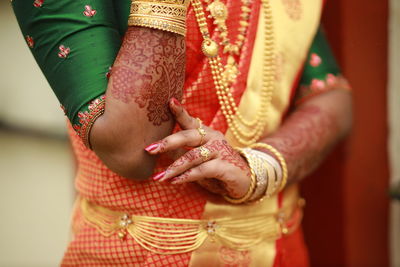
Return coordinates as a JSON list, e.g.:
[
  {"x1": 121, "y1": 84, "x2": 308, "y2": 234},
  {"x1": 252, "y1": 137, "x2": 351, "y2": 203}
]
[
  {"x1": 196, "y1": 118, "x2": 207, "y2": 146},
  {"x1": 199, "y1": 146, "x2": 211, "y2": 162}
]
